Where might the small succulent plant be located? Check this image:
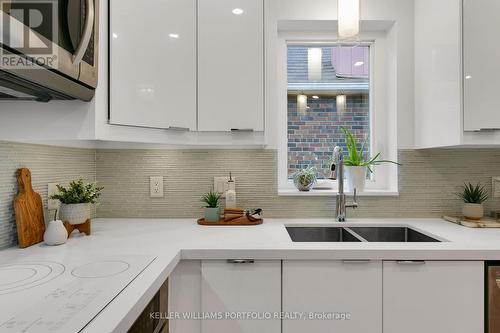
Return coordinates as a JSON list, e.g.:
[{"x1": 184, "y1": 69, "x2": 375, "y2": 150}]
[
  {"x1": 201, "y1": 190, "x2": 221, "y2": 208},
  {"x1": 293, "y1": 167, "x2": 317, "y2": 191},
  {"x1": 457, "y1": 182, "x2": 488, "y2": 204}
]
